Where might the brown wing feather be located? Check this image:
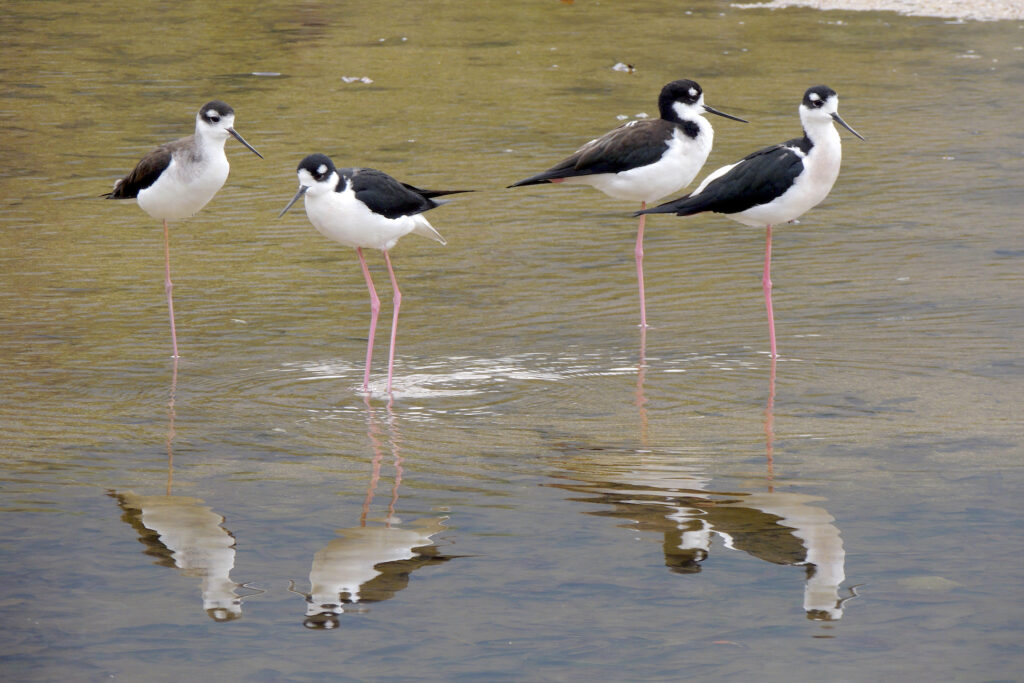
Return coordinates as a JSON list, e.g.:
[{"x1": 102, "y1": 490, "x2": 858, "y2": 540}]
[
  {"x1": 508, "y1": 119, "x2": 676, "y2": 187},
  {"x1": 102, "y1": 139, "x2": 183, "y2": 199},
  {"x1": 571, "y1": 119, "x2": 675, "y2": 175}
]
